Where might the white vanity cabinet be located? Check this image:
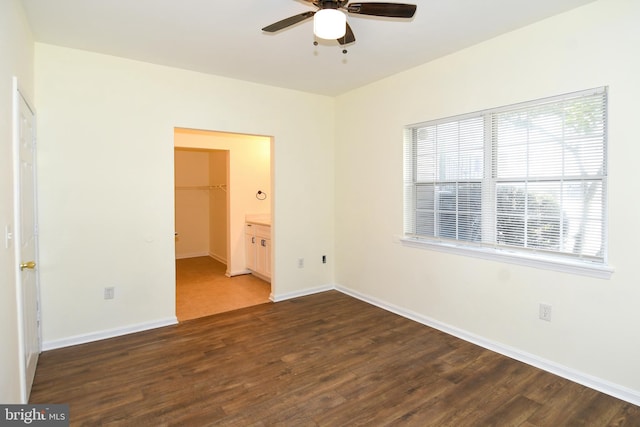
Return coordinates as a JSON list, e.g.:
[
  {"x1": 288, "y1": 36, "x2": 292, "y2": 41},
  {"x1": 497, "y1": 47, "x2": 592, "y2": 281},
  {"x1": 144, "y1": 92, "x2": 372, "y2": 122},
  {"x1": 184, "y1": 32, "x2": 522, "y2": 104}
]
[{"x1": 245, "y1": 222, "x2": 271, "y2": 281}]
